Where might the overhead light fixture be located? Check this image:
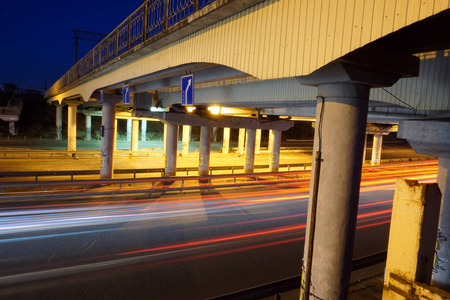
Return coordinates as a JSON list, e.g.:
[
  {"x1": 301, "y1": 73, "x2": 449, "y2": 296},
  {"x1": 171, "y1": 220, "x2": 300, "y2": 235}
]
[
  {"x1": 186, "y1": 106, "x2": 196, "y2": 113},
  {"x1": 150, "y1": 107, "x2": 168, "y2": 112},
  {"x1": 208, "y1": 106, "x2": 220, "y2": 115}
]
